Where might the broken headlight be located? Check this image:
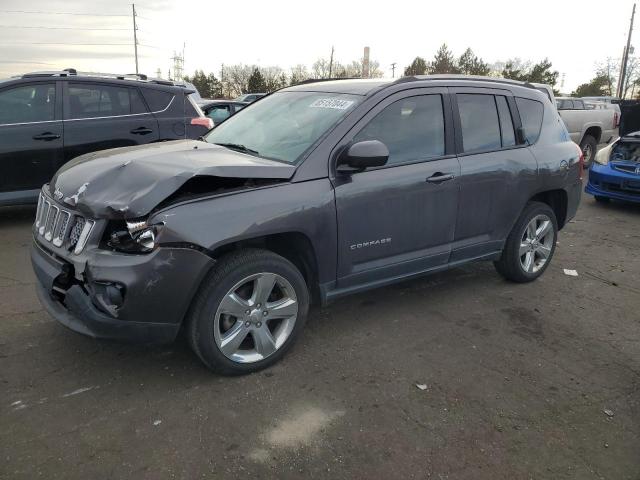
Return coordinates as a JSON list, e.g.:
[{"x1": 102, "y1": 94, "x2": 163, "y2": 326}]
[{"x1": 106, "y1": 219, "x2": 163, "y2": 253}]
